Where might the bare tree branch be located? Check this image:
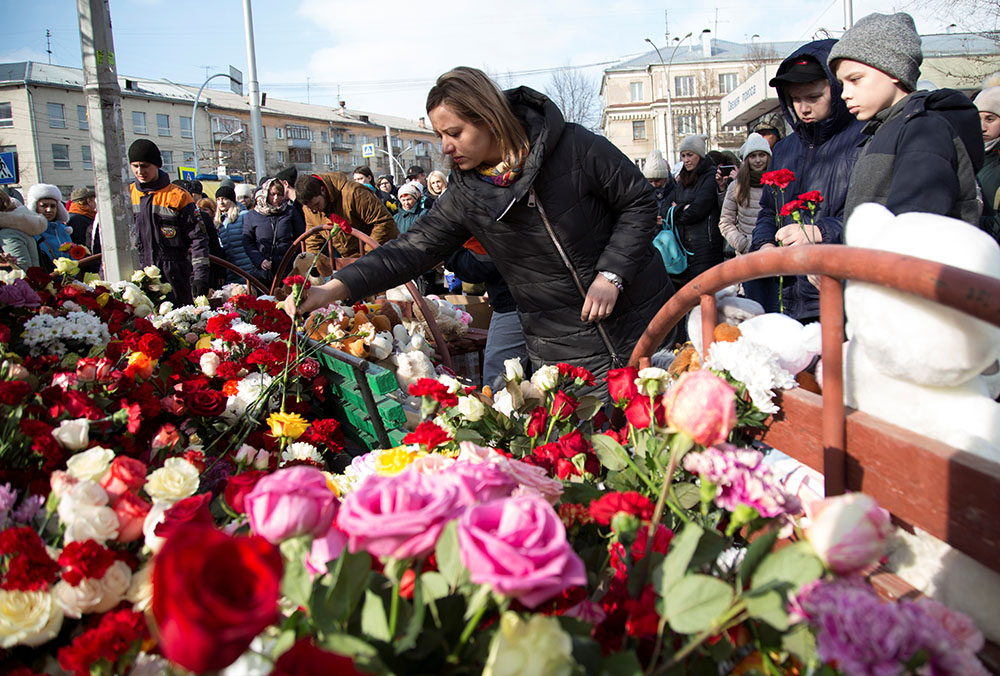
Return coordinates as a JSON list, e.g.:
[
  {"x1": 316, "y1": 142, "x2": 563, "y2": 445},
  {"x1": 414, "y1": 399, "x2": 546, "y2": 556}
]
[{"x1": 545, "y1": 67, "x2": 602, "y2": 131}]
